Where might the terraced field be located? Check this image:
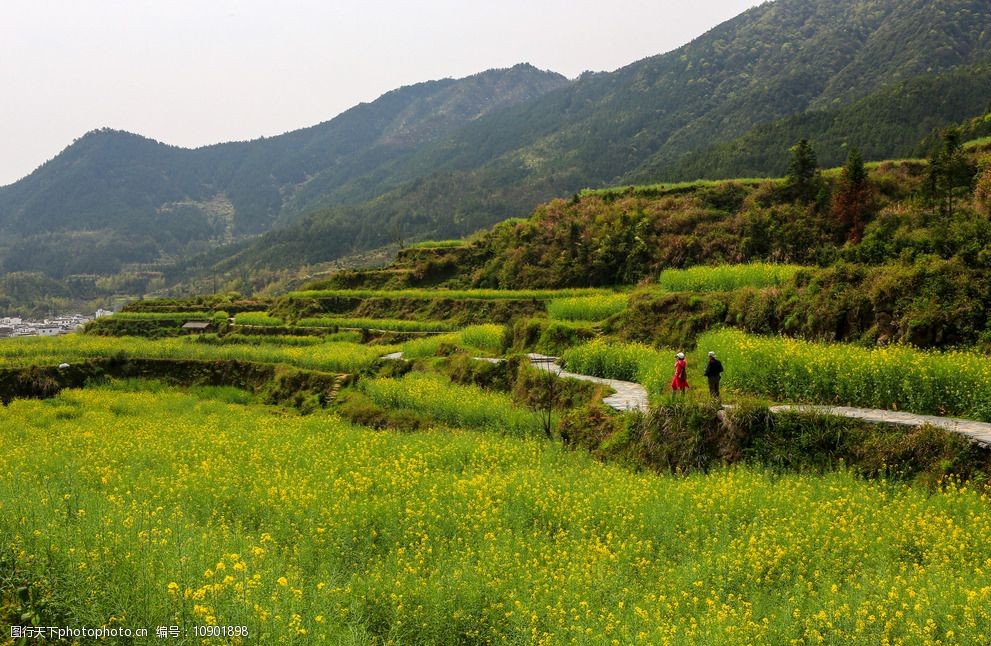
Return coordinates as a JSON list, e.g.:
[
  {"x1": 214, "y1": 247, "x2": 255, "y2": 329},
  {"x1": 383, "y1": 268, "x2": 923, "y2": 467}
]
[{"x1": 3, "y1": 265, "x2": 991, "y2": 644}]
